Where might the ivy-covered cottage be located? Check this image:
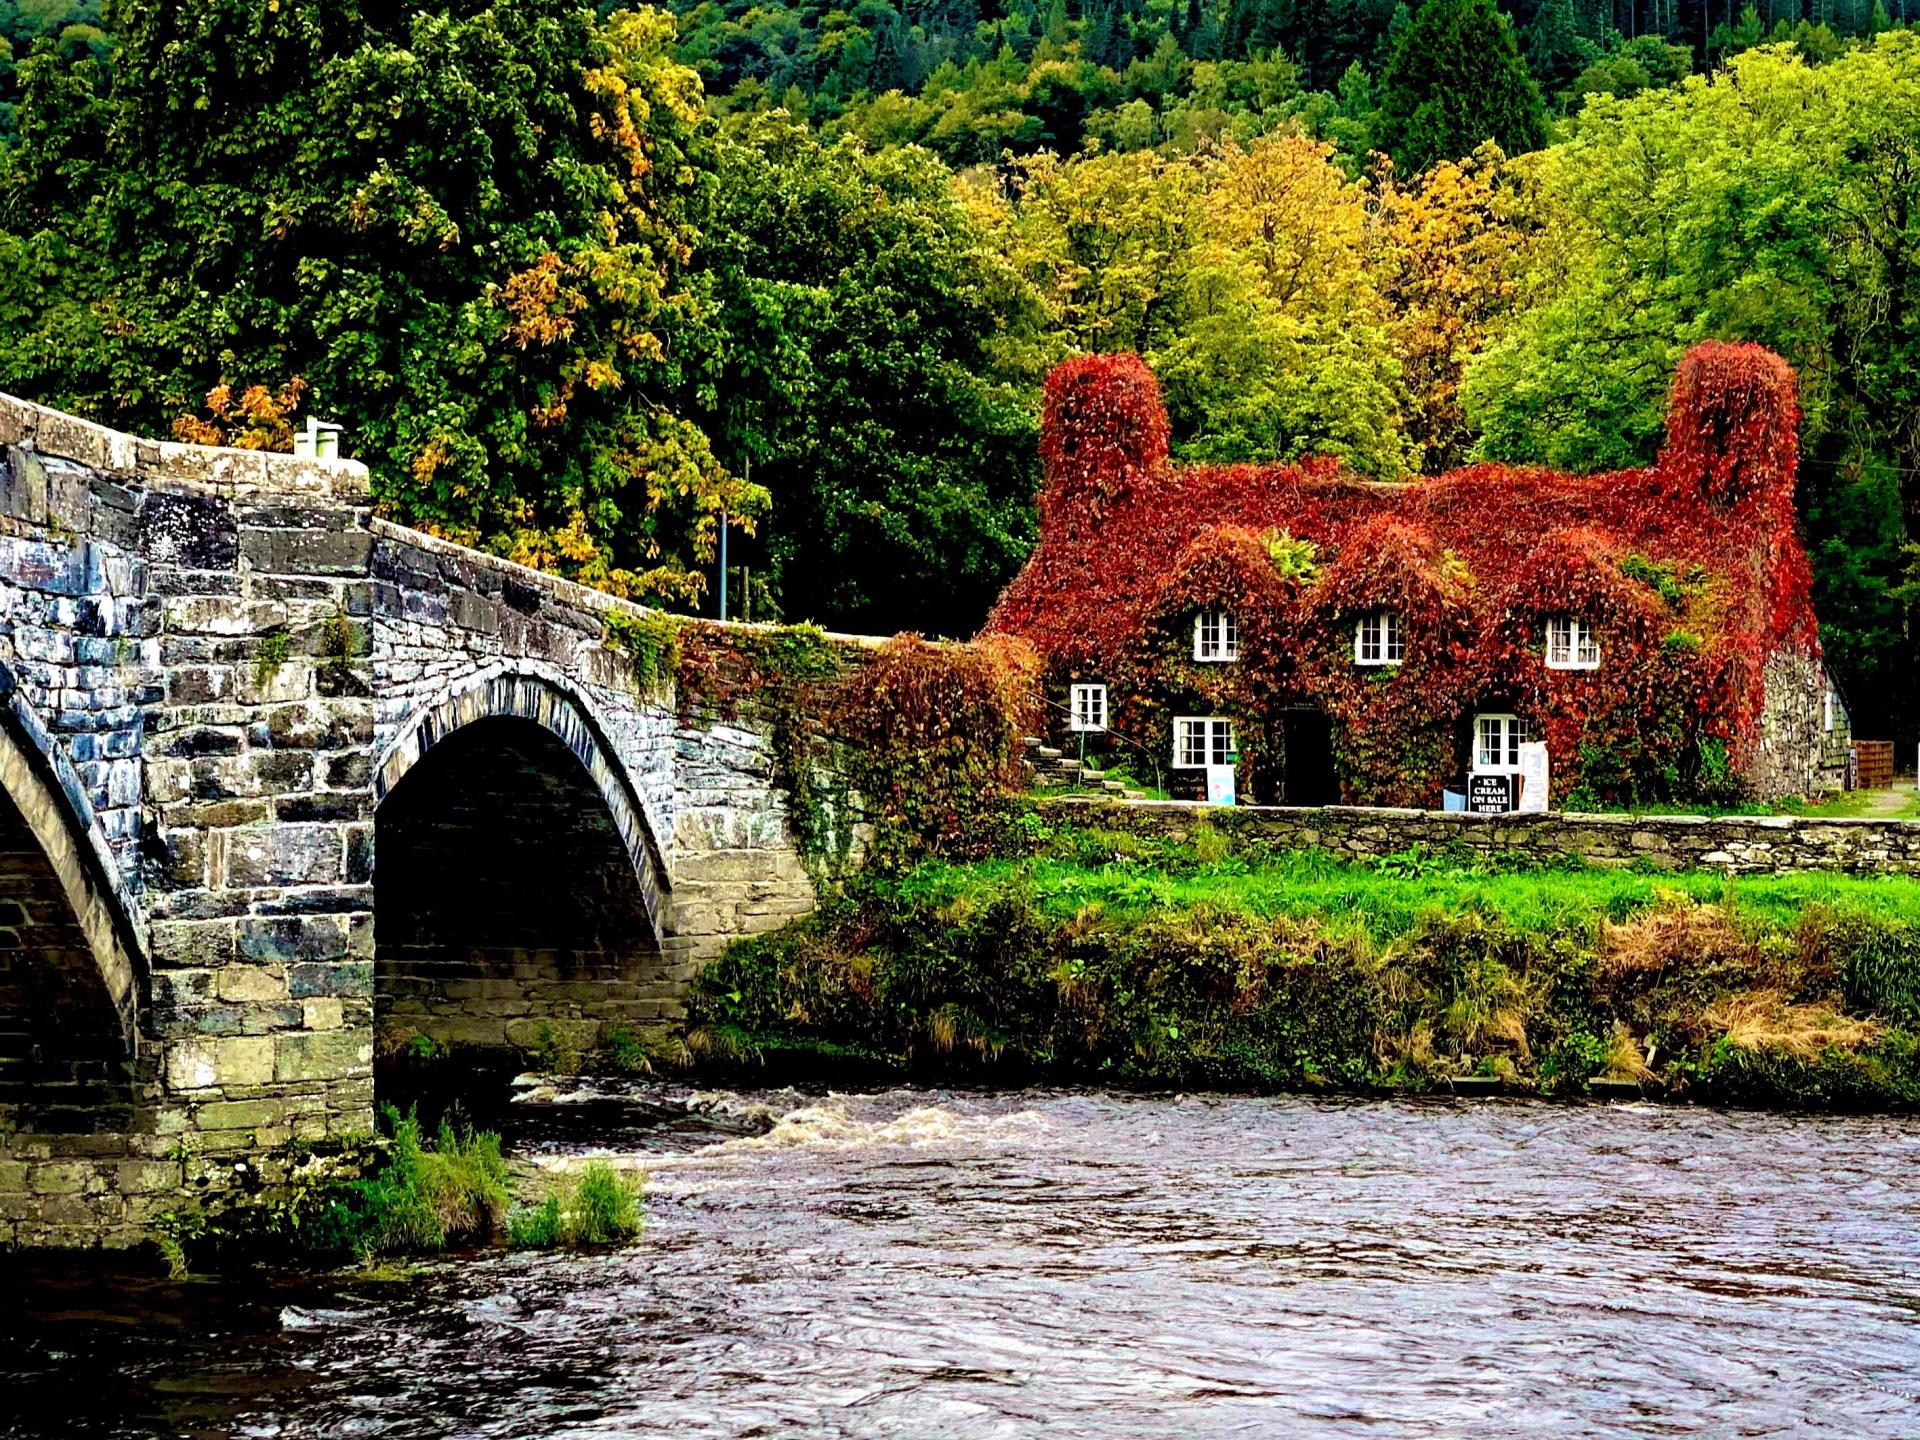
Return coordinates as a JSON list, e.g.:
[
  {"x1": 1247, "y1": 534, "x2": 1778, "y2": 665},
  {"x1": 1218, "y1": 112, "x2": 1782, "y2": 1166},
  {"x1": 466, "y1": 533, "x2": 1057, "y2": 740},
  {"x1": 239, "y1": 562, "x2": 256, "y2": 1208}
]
[{"x1": 985, "y1": 343, "x2": 1851, "y2": 808}]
